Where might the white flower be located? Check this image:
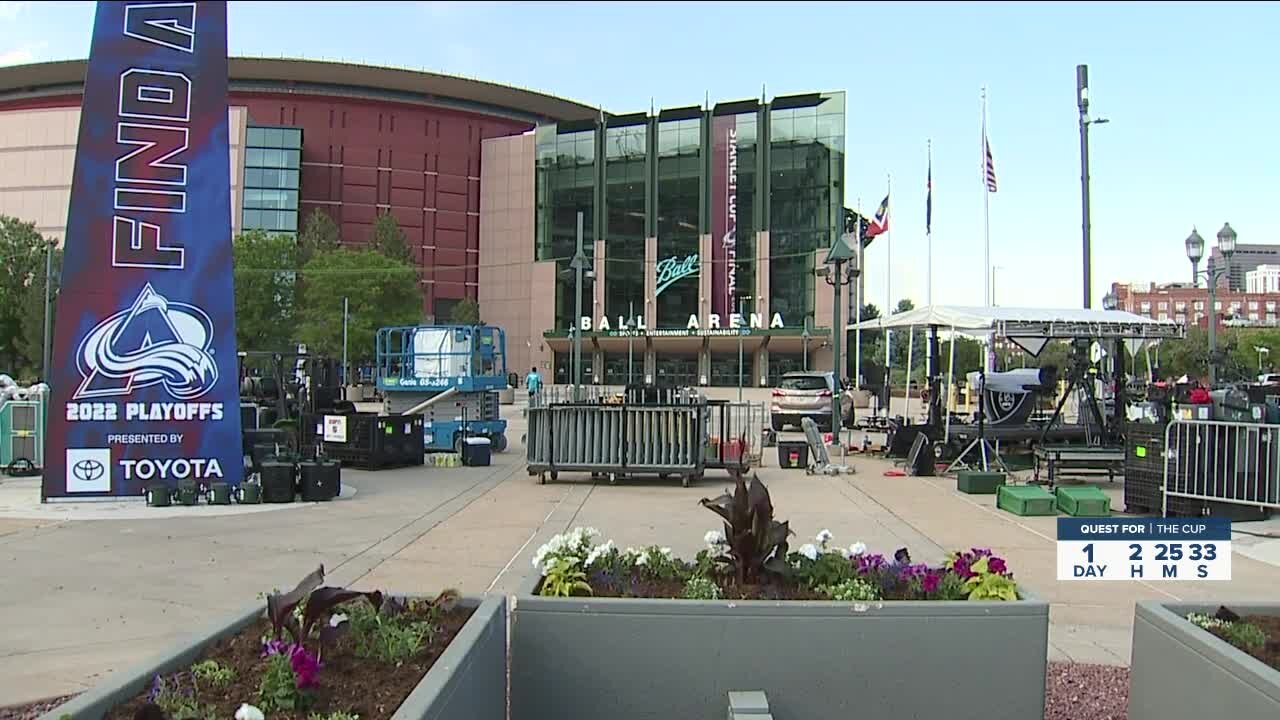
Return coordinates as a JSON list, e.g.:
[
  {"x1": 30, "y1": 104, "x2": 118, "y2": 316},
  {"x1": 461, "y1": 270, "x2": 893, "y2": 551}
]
[
  {"x1": 704, "y1": 530, "x2": 726, "y2": 546},
  {"x1": 634, "y1": 551, "x2": 648, "y2": 567},
  {"x1": 236, "y1": 704, "x2": 265, "y2": 720},
  {"x1": 815, "y1": 529, "x2": 833, "y2": 546},
  {"x1": 660, "y1": 547, "x2": 673, "y2": 558},
  {"x1": 329, "y1": 613, "x2": 348, "y2": 628},
  {"x1": 798, "y1": 543, "x2": 819, "y2": 561},
  {"x1": 584, "y1": 540, "x2": 615, "y2": 568},
  {"x1": 848, "y1": 542, "x2": 867, "y2": 558}
]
